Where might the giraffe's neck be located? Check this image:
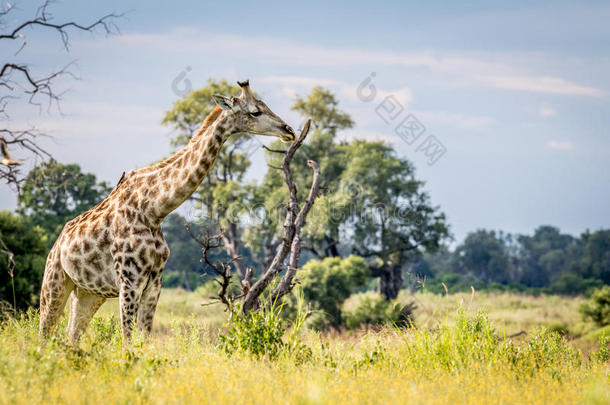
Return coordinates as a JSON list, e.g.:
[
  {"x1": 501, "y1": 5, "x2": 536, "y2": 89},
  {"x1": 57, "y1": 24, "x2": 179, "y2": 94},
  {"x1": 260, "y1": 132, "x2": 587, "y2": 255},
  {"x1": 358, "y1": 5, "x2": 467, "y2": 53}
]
[{"x1": 132, "y1": 107, "x2": 235, "y2": 224}]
